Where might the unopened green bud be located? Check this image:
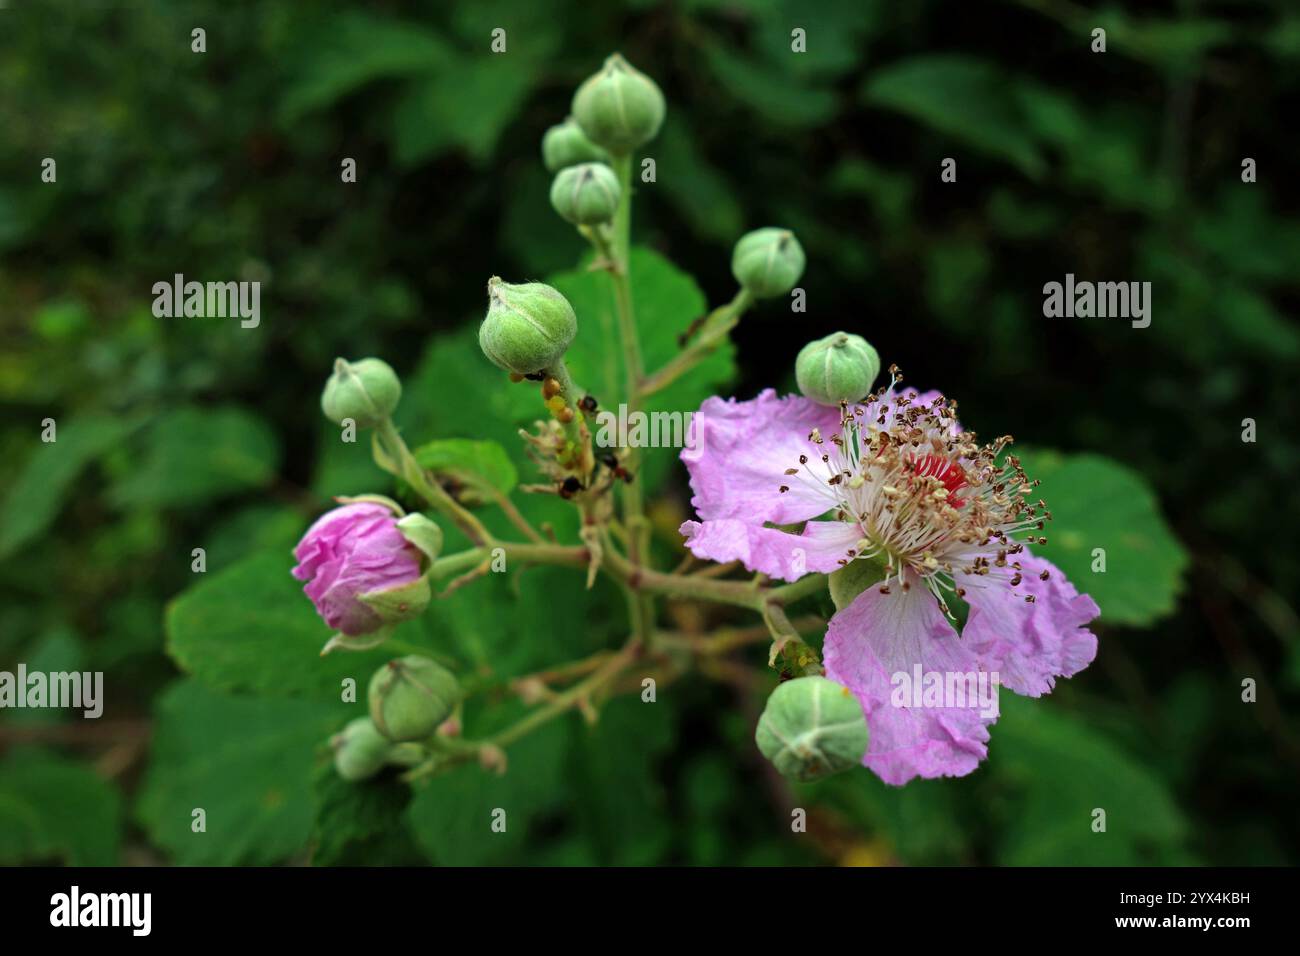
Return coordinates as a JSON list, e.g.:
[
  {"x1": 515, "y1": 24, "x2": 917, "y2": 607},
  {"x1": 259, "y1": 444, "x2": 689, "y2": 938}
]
[
  {"x1": 731, "y1": 228, "x2": 805, "y2": 299},
  {"x1": 331, "y1": 717, "x2": 393, "y2": 782},
  {"x1": 321, "y1": 357, "x2": 401, "y2": 427},
  {"x1": 479, "y1": 277, "x2": 577, "y2": 375},
  {"x1": 795, "y1": 332, "x2": 881, "y2": 406},
  {"x1": 571, "y1": 53, "x2": 665, "y2": 153},
  {"x1": 368, "y1": 655, "x2": 460, "y2": 743},
  {"x1": 755, "y1": 676, "x2": 869, "y2": 782},
  {"x1": 542, "y1": 116, "x2": 610, "y2": 172},
  {"x1": 550, "y1": 162, "x2": 620, "y2": 225}
]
